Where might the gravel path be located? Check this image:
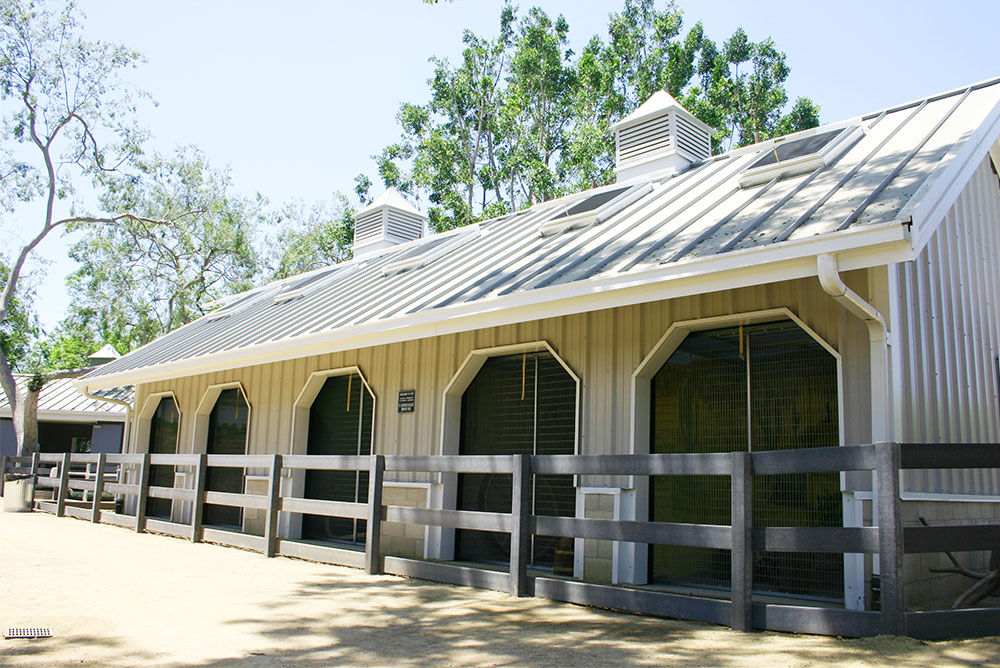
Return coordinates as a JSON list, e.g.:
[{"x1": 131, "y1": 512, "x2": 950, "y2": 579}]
[{"x1": 1, "y1": 510, "x2": 997, "y2": 667}]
